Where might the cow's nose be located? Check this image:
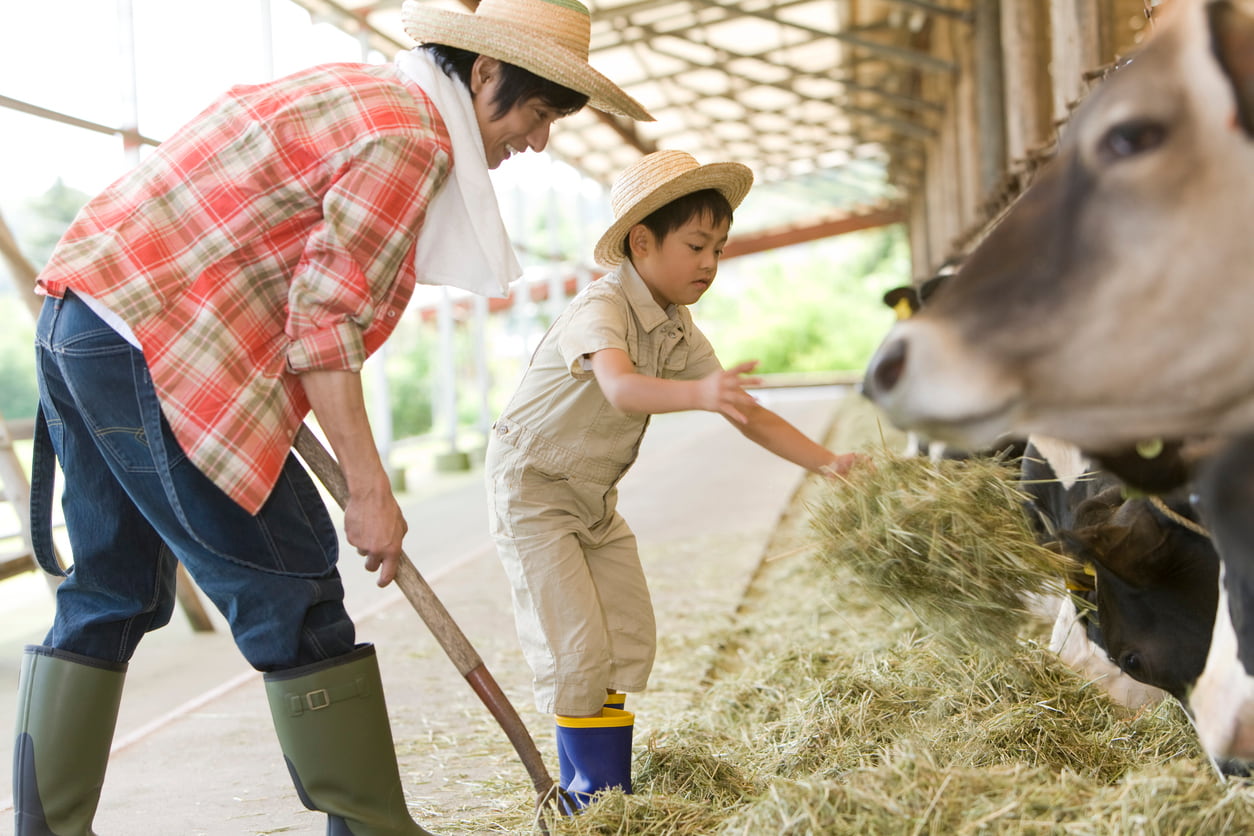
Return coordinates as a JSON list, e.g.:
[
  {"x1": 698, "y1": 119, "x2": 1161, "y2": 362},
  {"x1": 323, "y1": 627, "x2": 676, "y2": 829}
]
[{"x1": 868, "y1": 335, "x2": 908, "y2": 396}]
